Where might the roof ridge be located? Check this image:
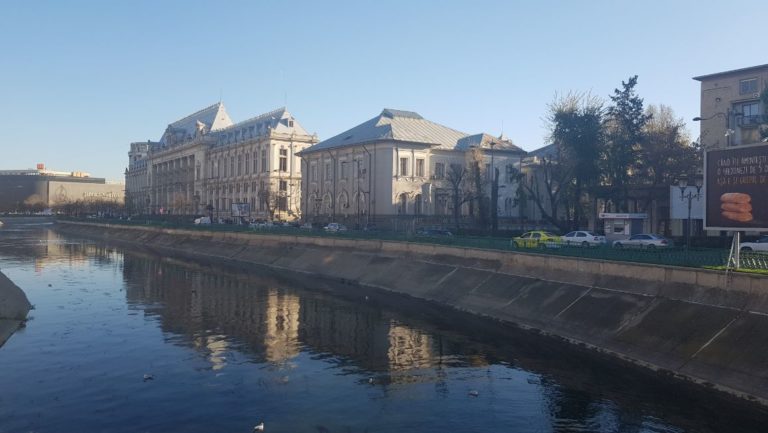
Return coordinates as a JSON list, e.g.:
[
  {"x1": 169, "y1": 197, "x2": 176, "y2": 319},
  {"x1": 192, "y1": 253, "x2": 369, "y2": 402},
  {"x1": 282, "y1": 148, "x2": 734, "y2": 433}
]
[
  {"x1": 219, "y1": 107, "x2": 286, "y2": 130},
  {"x1": 168, "y1": 102, "x2": 223, "y2": 127}
]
